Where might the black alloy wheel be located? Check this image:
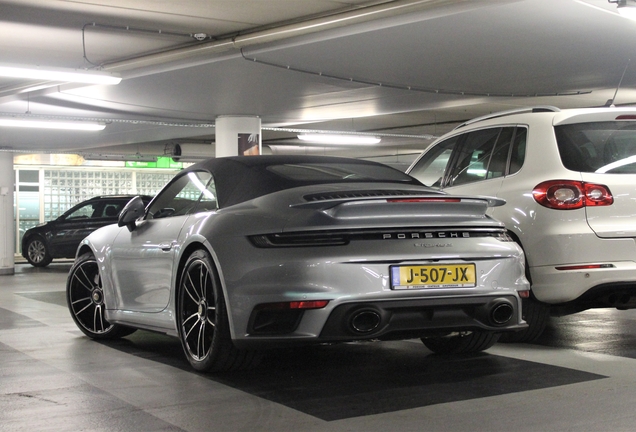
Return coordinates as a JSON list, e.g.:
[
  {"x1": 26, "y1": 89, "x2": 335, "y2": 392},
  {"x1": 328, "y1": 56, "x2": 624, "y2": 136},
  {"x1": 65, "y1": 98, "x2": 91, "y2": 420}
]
[
  {"x1": 66, "y1": 252, "x2": 135, "y2": 339},
  {"x1": 178, "y1": 249, "x2": 259, "y2": 372}
]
